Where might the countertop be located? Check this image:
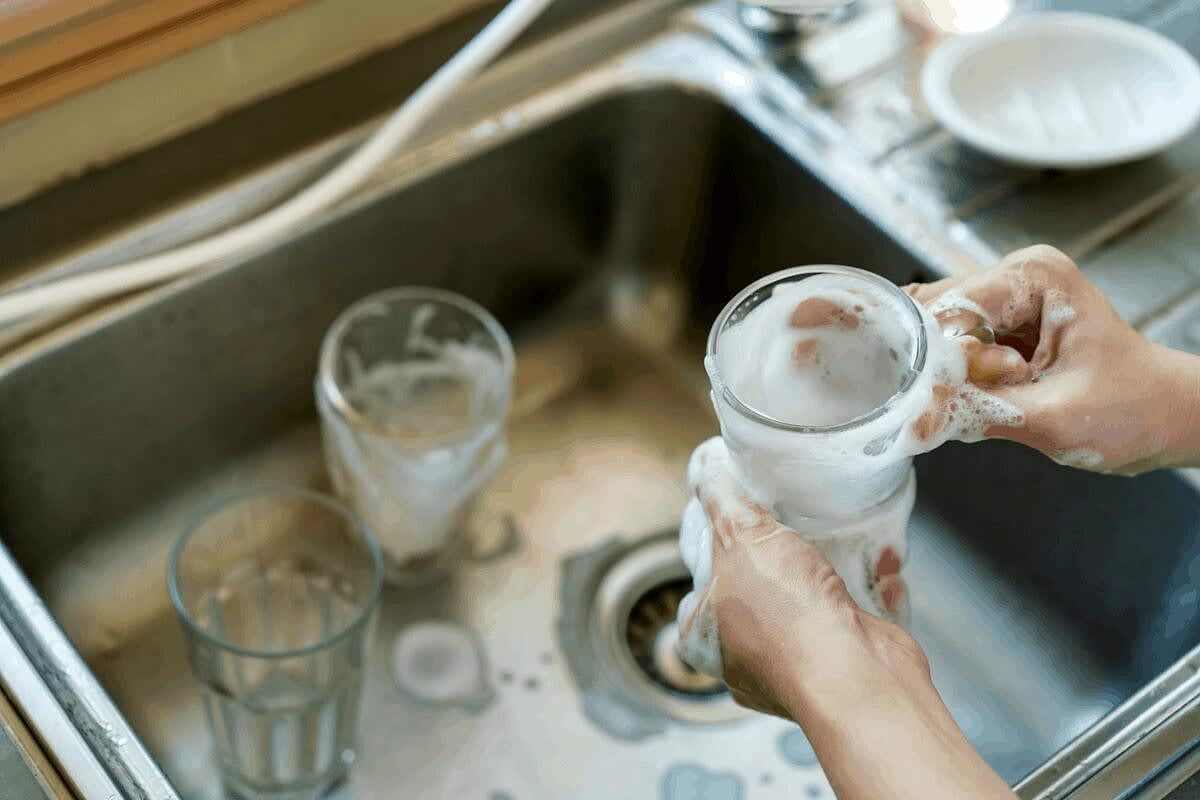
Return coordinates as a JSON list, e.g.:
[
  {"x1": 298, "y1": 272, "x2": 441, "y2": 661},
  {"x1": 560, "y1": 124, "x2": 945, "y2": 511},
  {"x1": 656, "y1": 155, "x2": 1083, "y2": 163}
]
[{"x1": 813, "y1": 0, "x2": 1200, "y2": 344}]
